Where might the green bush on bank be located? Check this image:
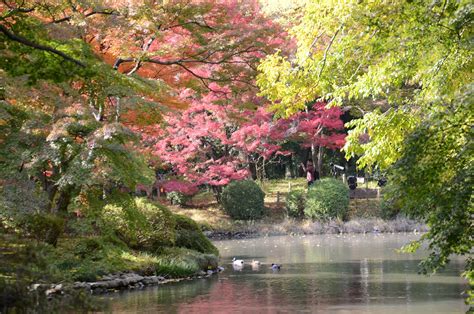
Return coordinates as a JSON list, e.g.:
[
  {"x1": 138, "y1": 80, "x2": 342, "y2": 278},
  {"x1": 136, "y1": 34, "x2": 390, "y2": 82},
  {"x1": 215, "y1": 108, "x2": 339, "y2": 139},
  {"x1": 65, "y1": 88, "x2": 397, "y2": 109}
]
[
  {"x1": 173, "y1": 214, "x2": 219, "y2": 256},
  {"x1": 285, "y1": 189, "x2": 306, "y2": 218},
  {"x1": 153, "y1": 247, "x2": 218, "y2": 277},
  {"x1": 305, "y1": 178, "x2": 349, "y2": 221},
  {"x1": 101, "y1": 195, "x2": 176, "y2": 250},
  {"x1": 221, "y1": 180, "x2": 265, "y2": 220}
]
